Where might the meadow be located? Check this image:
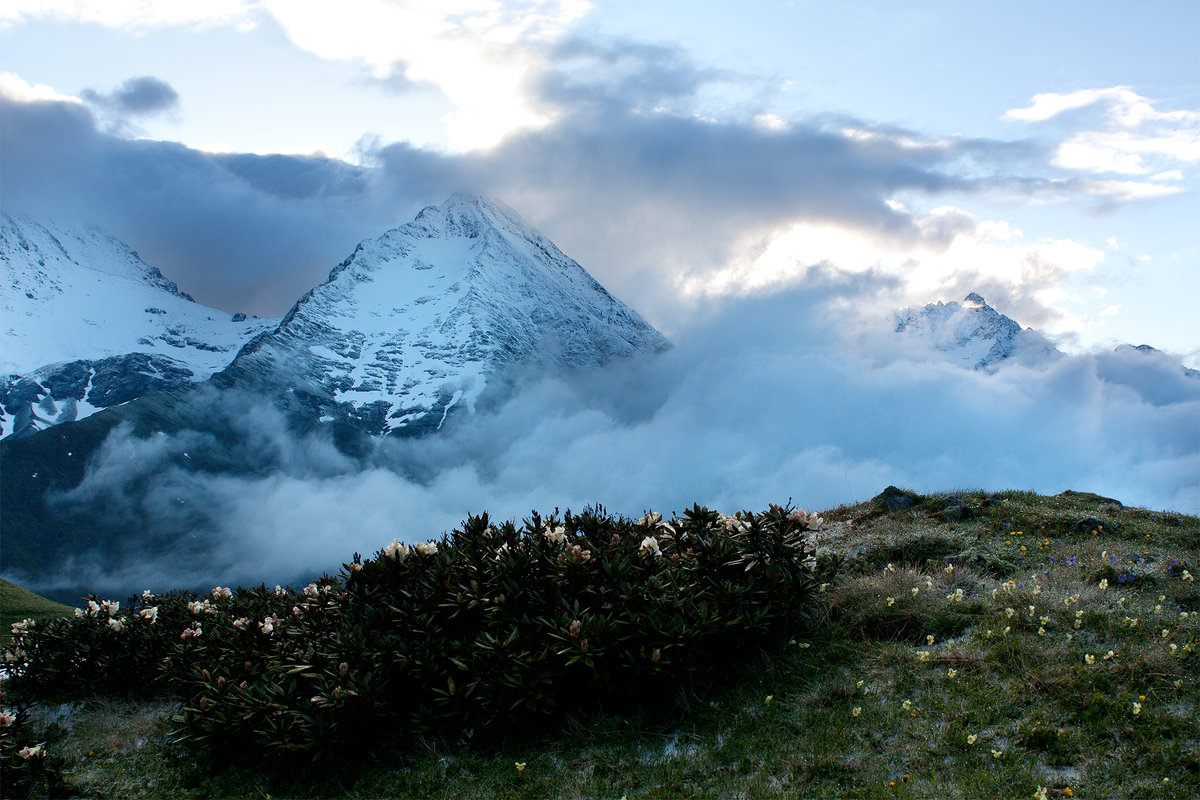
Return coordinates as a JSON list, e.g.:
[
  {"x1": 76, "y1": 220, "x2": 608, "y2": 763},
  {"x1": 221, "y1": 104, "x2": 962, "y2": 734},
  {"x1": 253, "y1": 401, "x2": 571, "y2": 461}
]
[{"x1": 2, "y1": 488, "x2": 1196, "y2": 799}]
